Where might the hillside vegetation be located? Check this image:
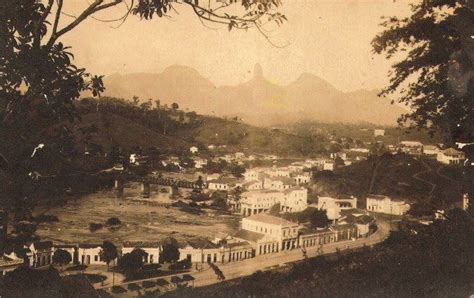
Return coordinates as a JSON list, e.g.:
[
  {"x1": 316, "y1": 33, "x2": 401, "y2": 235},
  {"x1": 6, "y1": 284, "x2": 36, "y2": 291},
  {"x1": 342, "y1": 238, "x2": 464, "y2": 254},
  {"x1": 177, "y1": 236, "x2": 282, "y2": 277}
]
[
  {"x1": 73, "y1": 97, "x2": 328, "y2": 157},
  {"x1": 310, "y1": 154, "x2": 461, "y2": 208}
]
